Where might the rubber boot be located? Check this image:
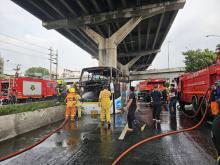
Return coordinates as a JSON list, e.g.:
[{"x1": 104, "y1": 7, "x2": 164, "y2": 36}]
[
  {"x1": 101, "y1": 121, "x2": 105, "y2": 127},
  {"x1": 107, "y1": 122, "x2": 111, "y2": 129}
]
